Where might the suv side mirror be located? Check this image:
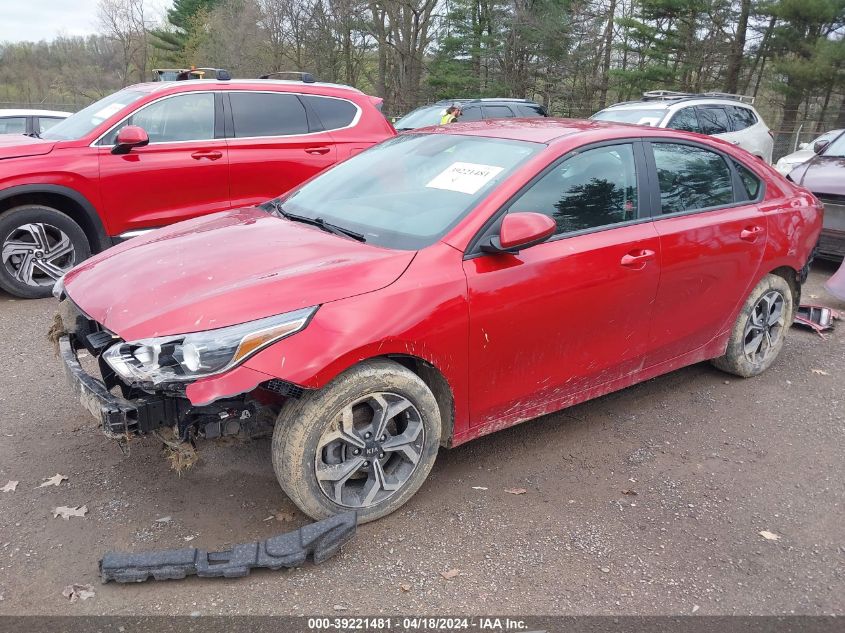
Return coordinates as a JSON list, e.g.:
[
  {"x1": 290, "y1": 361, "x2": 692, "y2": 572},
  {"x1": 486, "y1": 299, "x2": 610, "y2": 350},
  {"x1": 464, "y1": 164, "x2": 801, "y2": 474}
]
[
  {"x1": 813, "y1": 139, "x2": 830, "y2": 155},
  {"x1": 112, "y1": 125, "x2": 149, "y2": 155},
  {"x1": 481, "y1": 212, "x2": 556, "y2": 254}
]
